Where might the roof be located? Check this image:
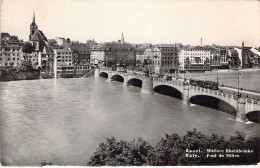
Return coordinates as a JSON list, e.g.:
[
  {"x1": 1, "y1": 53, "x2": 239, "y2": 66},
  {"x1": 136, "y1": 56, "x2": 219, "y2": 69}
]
[
  {"x1": 157, "y1": 44, "x2": 175, "y2": 48},
  {"x1": 181, "y1": 46, "x2": 218, "y2": 52},
  {"x1": 100, "y1": 42, "x2": 135, "y2": 51},
  {"x1": 43, "y1": 46, "x2": 54, "y2": 54},
  {"x1": 1, "y1": 32, "x2": 10, "y2": 38},
  {"x1": 54, "y1": 48, "x2": 72, "y2": 52},
  {"x1": 71, "y1": 43, "x2": 90, "y2": 54},
  {"x1": 30, "y1": 30, "x2": 48, "y2": 42}
]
